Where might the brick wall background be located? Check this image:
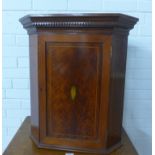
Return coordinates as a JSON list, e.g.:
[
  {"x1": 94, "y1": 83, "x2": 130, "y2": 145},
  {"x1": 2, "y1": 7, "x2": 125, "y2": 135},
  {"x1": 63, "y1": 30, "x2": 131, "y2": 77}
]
[{"x1": 2, "y1": 0, "x2": 152, "y2": 155}]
